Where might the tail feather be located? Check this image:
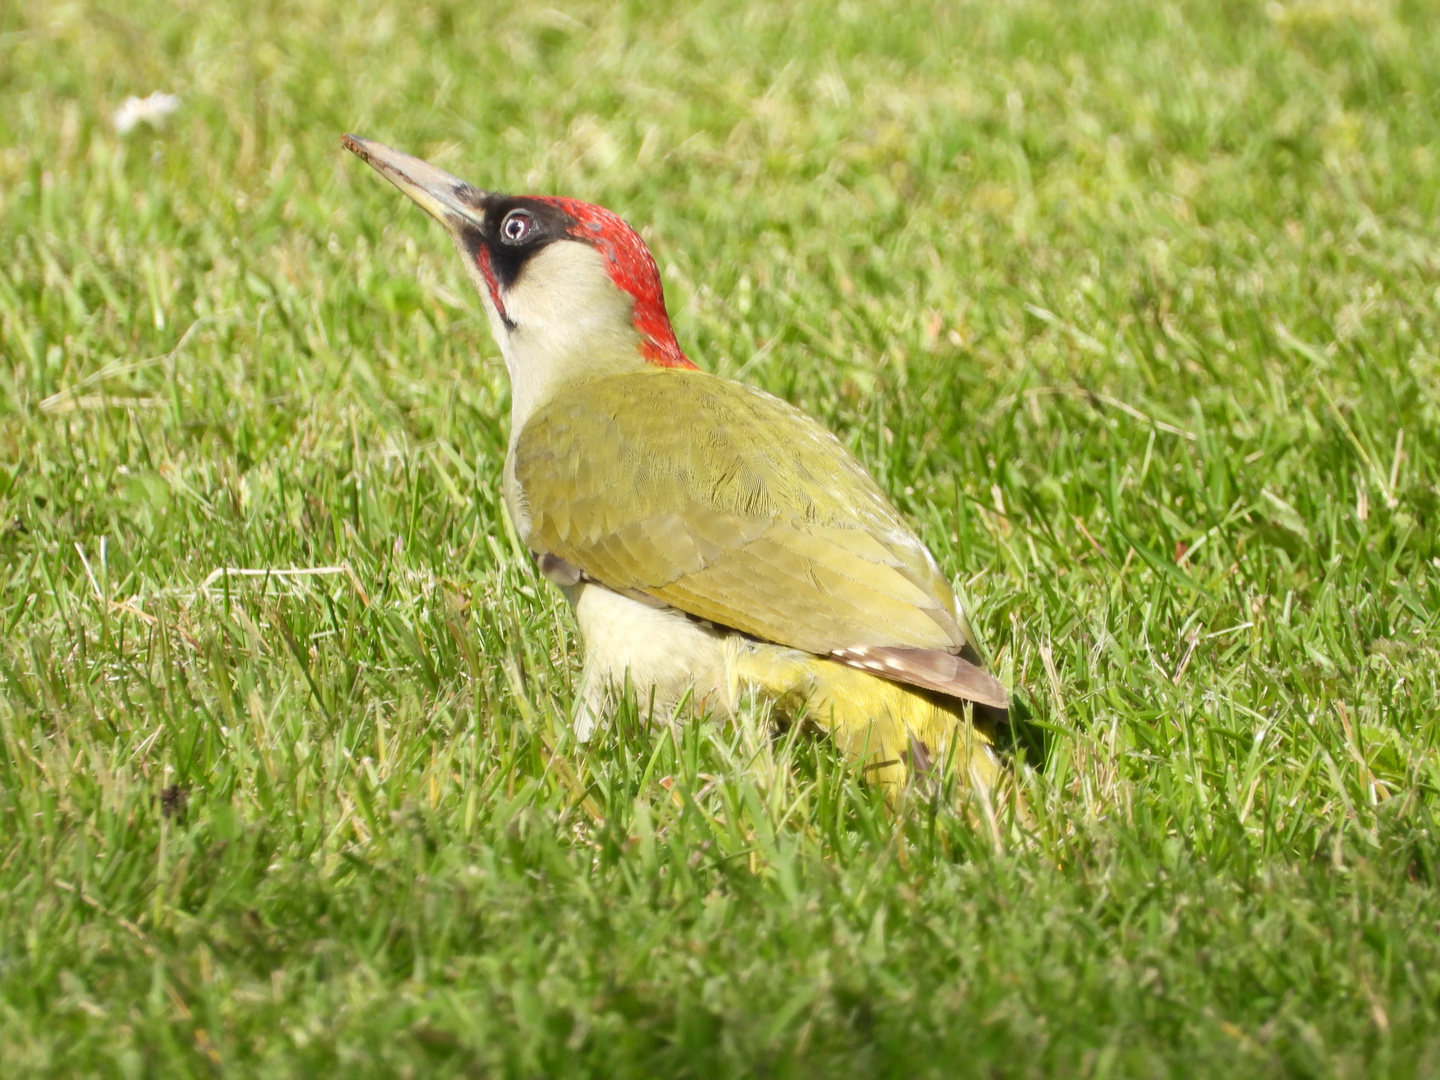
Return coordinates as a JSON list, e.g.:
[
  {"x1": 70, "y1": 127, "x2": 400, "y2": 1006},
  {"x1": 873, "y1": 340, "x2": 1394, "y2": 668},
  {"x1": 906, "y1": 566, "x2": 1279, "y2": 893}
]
[
  {"x1": 829, "y1": 645, "x2": 1008, "y2": 709},
  {"x1": 726, "y1": 640, "x2": 1004, "y2": 797}
]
